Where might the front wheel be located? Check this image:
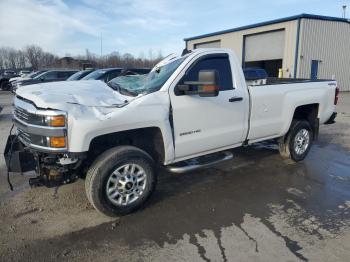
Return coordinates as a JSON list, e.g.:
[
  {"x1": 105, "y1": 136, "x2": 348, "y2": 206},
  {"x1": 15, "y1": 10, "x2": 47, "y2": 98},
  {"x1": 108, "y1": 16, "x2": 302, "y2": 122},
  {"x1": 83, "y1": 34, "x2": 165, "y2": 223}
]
[
  {"x1": 279, "y1": 120, "x2": 313, "y2": 162},
  {"x1": 85, "y1": 146, "x2": 157, "y2": 217}
]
